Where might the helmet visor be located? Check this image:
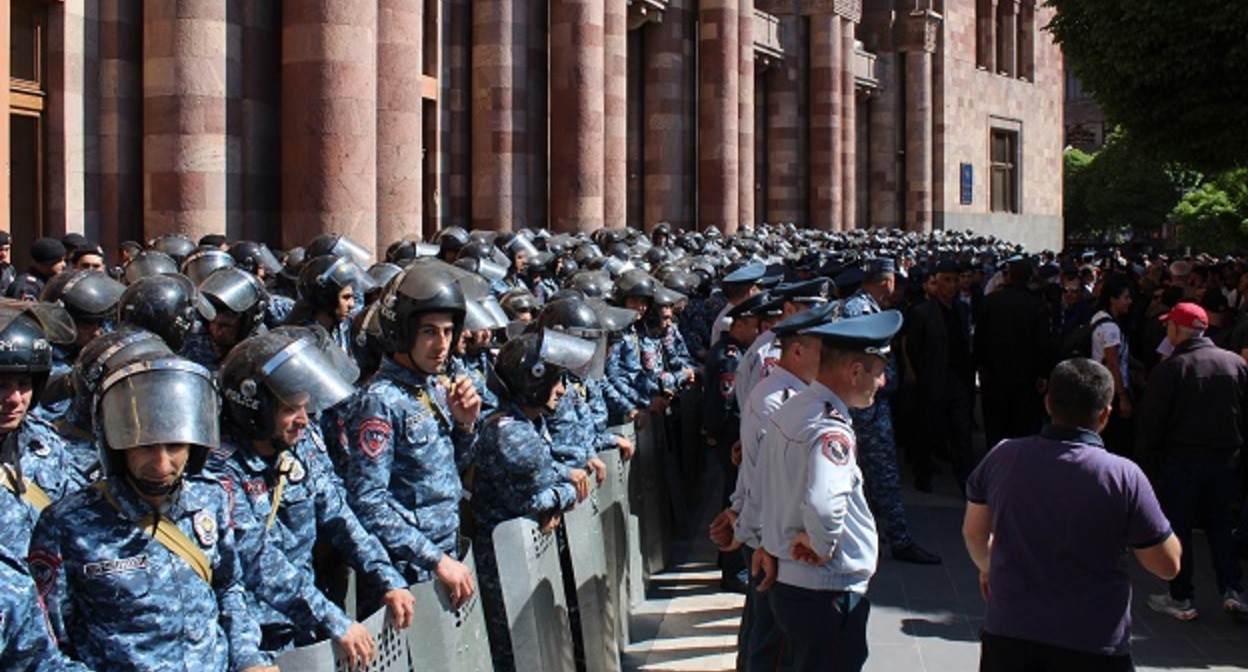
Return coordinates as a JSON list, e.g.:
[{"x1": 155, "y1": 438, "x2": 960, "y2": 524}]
[
  {"x1": 464, "y1": 295, "x2": 510, "y2": 332},
  {"x1": 259, "y1": 338, "x2": 355, "y2": 414},
  {"x1": 101, "y1": 359, "x2": 219, "y2": 451},
  {"x1": 330, "y1": 236, "x2": 374, "y2": 267},
  {"x1": 253, "y1": 244, "x2": 283, "y2": 275},
  {"x1": 199, "y1": 269, "x2": 262, "y2": 314},
  {"x1": 539, "y1": 329, "x2": 598, "y2": 380}
]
